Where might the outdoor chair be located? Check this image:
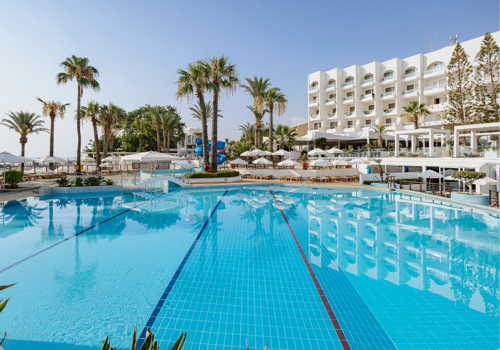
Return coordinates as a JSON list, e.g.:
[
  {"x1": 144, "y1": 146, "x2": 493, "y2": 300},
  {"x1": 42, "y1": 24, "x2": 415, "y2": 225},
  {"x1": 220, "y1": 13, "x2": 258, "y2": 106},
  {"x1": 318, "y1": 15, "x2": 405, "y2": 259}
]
[
  {"x1": 290, "y1": 176, "x2": 302, "y2": 182},
  {"x1": 307, "y1": 177, "x2": 319, "y2": 182},
  {"x1": 260, "y1": 175, "x2": 272, "y2": 180}
]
